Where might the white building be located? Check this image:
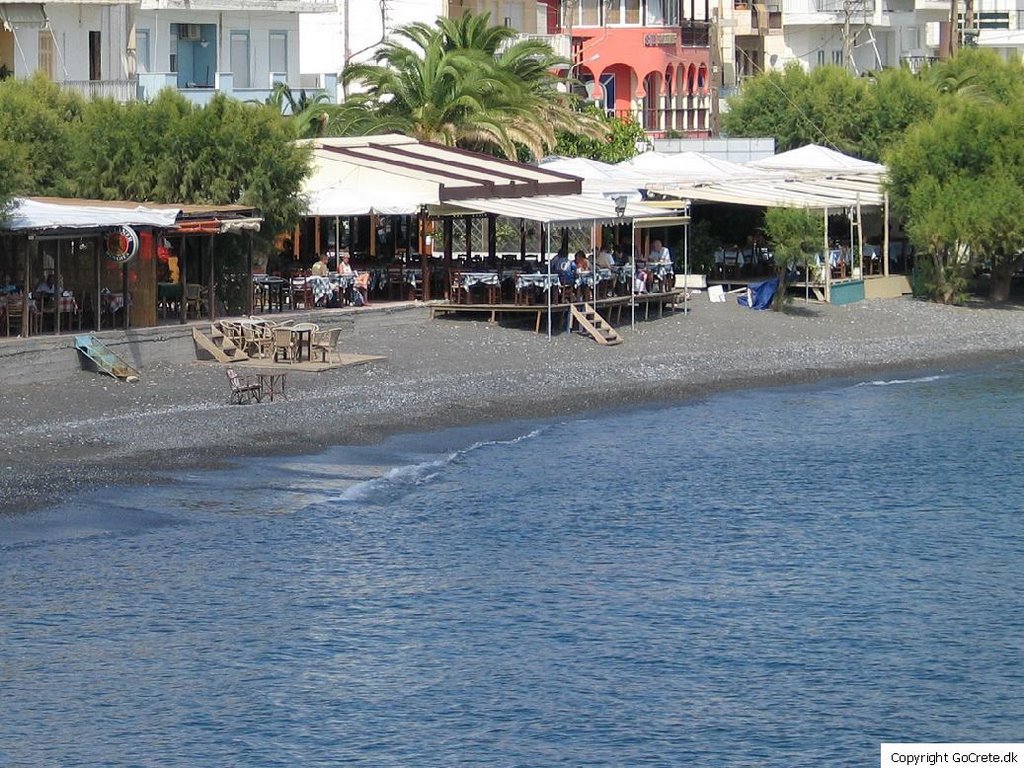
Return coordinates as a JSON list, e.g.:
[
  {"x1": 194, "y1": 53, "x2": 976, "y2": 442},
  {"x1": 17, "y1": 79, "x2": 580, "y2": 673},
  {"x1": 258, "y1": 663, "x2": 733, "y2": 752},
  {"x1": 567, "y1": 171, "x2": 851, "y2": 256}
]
[
  {"x1": 718, "y1": 0, "x2": 950, "y2": 96},
  {"x1": 0, "y1": 0, "x2": 338, "y2": 104},
  {"x1": 299, "y1": 0, "x2": 446, "y2": 91},
  {"x1": 1, "y1": 0, "x2": 136, "y2": 99}
]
